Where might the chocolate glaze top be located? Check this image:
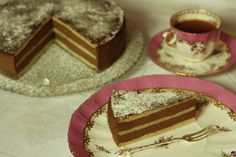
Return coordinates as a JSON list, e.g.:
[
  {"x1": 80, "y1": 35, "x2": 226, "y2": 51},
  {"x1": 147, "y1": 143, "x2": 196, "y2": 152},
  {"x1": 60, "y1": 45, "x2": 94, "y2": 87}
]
[{"x1": 0, "y1": 0, "x2": 124, "y2": 54}]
